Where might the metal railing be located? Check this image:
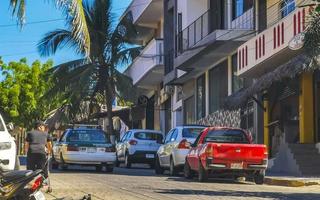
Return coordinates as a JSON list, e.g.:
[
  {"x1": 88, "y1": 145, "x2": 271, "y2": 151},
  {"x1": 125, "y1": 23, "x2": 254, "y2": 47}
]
[{"x1": 176, "y1": 8, "x2": 254, "y2": 55}]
